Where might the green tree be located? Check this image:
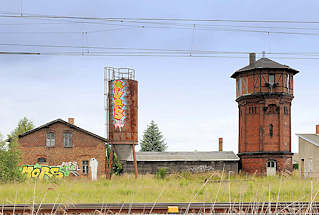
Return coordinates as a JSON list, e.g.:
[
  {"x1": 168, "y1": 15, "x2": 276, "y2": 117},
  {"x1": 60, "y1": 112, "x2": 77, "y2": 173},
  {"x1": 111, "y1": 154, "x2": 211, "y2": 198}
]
[
  {"x1": 7, "y1": 117, "x2": 34, "y2": 149},
  {"x1": 0, "y1": 117, "x2": 34, "y2": 183},
  {"x1": 140, "y1": 121, "x2": 167, "y2": 152}
]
